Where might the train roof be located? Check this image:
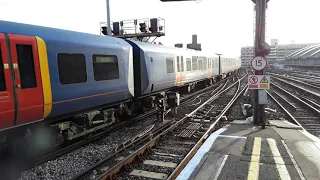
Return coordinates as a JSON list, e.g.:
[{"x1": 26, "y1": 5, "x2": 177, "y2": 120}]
[
  {"x1": 0, "y1": 20, "x2": 129, "y2": 47},
  {"x1": 127, "y1": 40, "x2": 221, "y2": 58},
  {"x1": 127, "y1": 40, "x2": 192, "y2": 54}
]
